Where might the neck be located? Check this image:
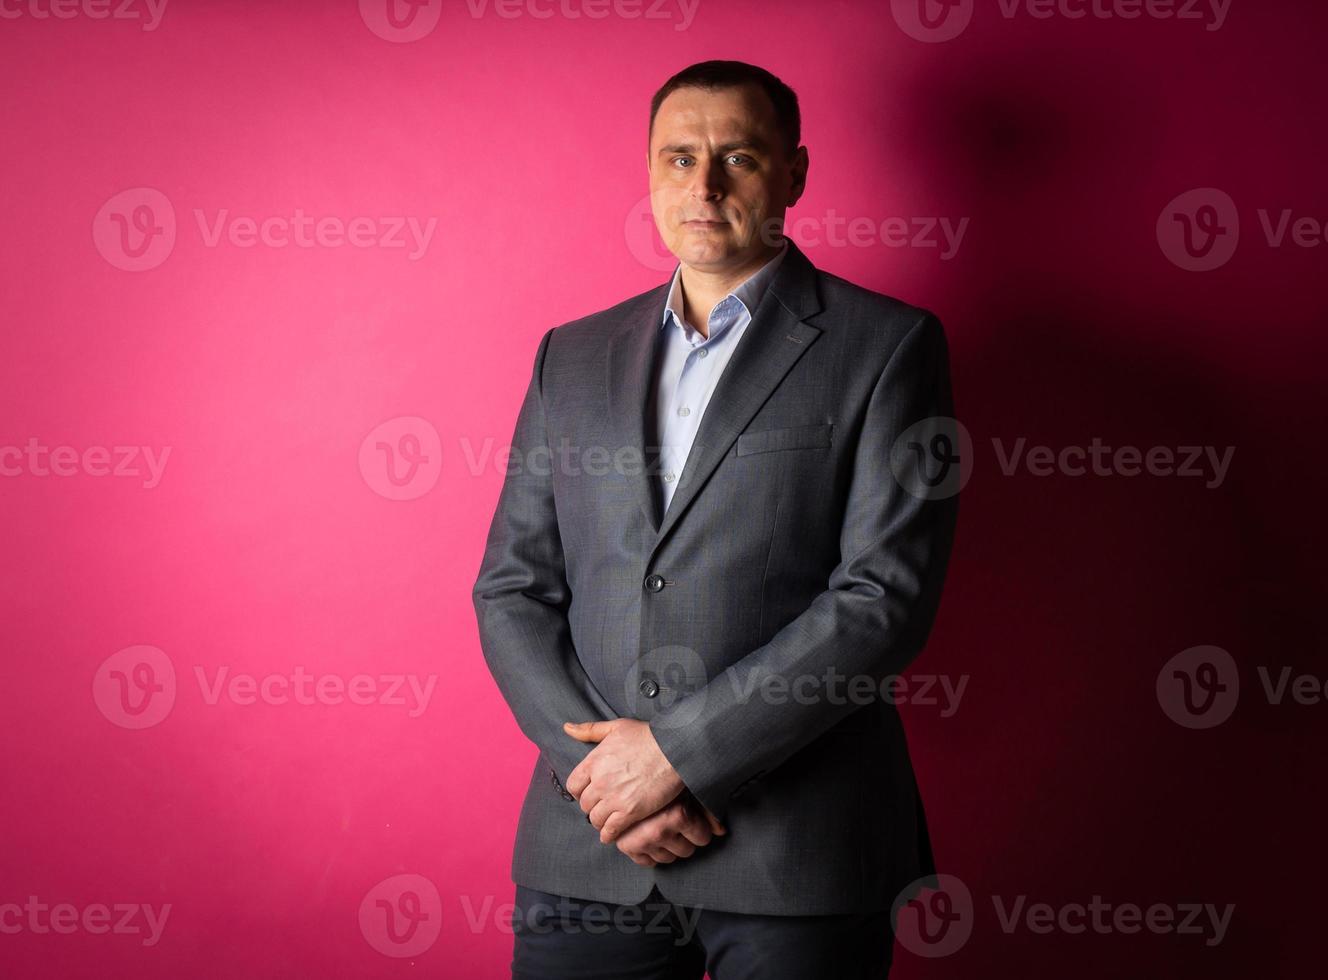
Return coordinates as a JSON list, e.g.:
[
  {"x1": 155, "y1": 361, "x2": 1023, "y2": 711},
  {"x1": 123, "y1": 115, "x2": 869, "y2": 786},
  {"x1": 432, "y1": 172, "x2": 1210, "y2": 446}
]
[{"x1": 678, "y1": 240, "x2": 783, "y2": 339}]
